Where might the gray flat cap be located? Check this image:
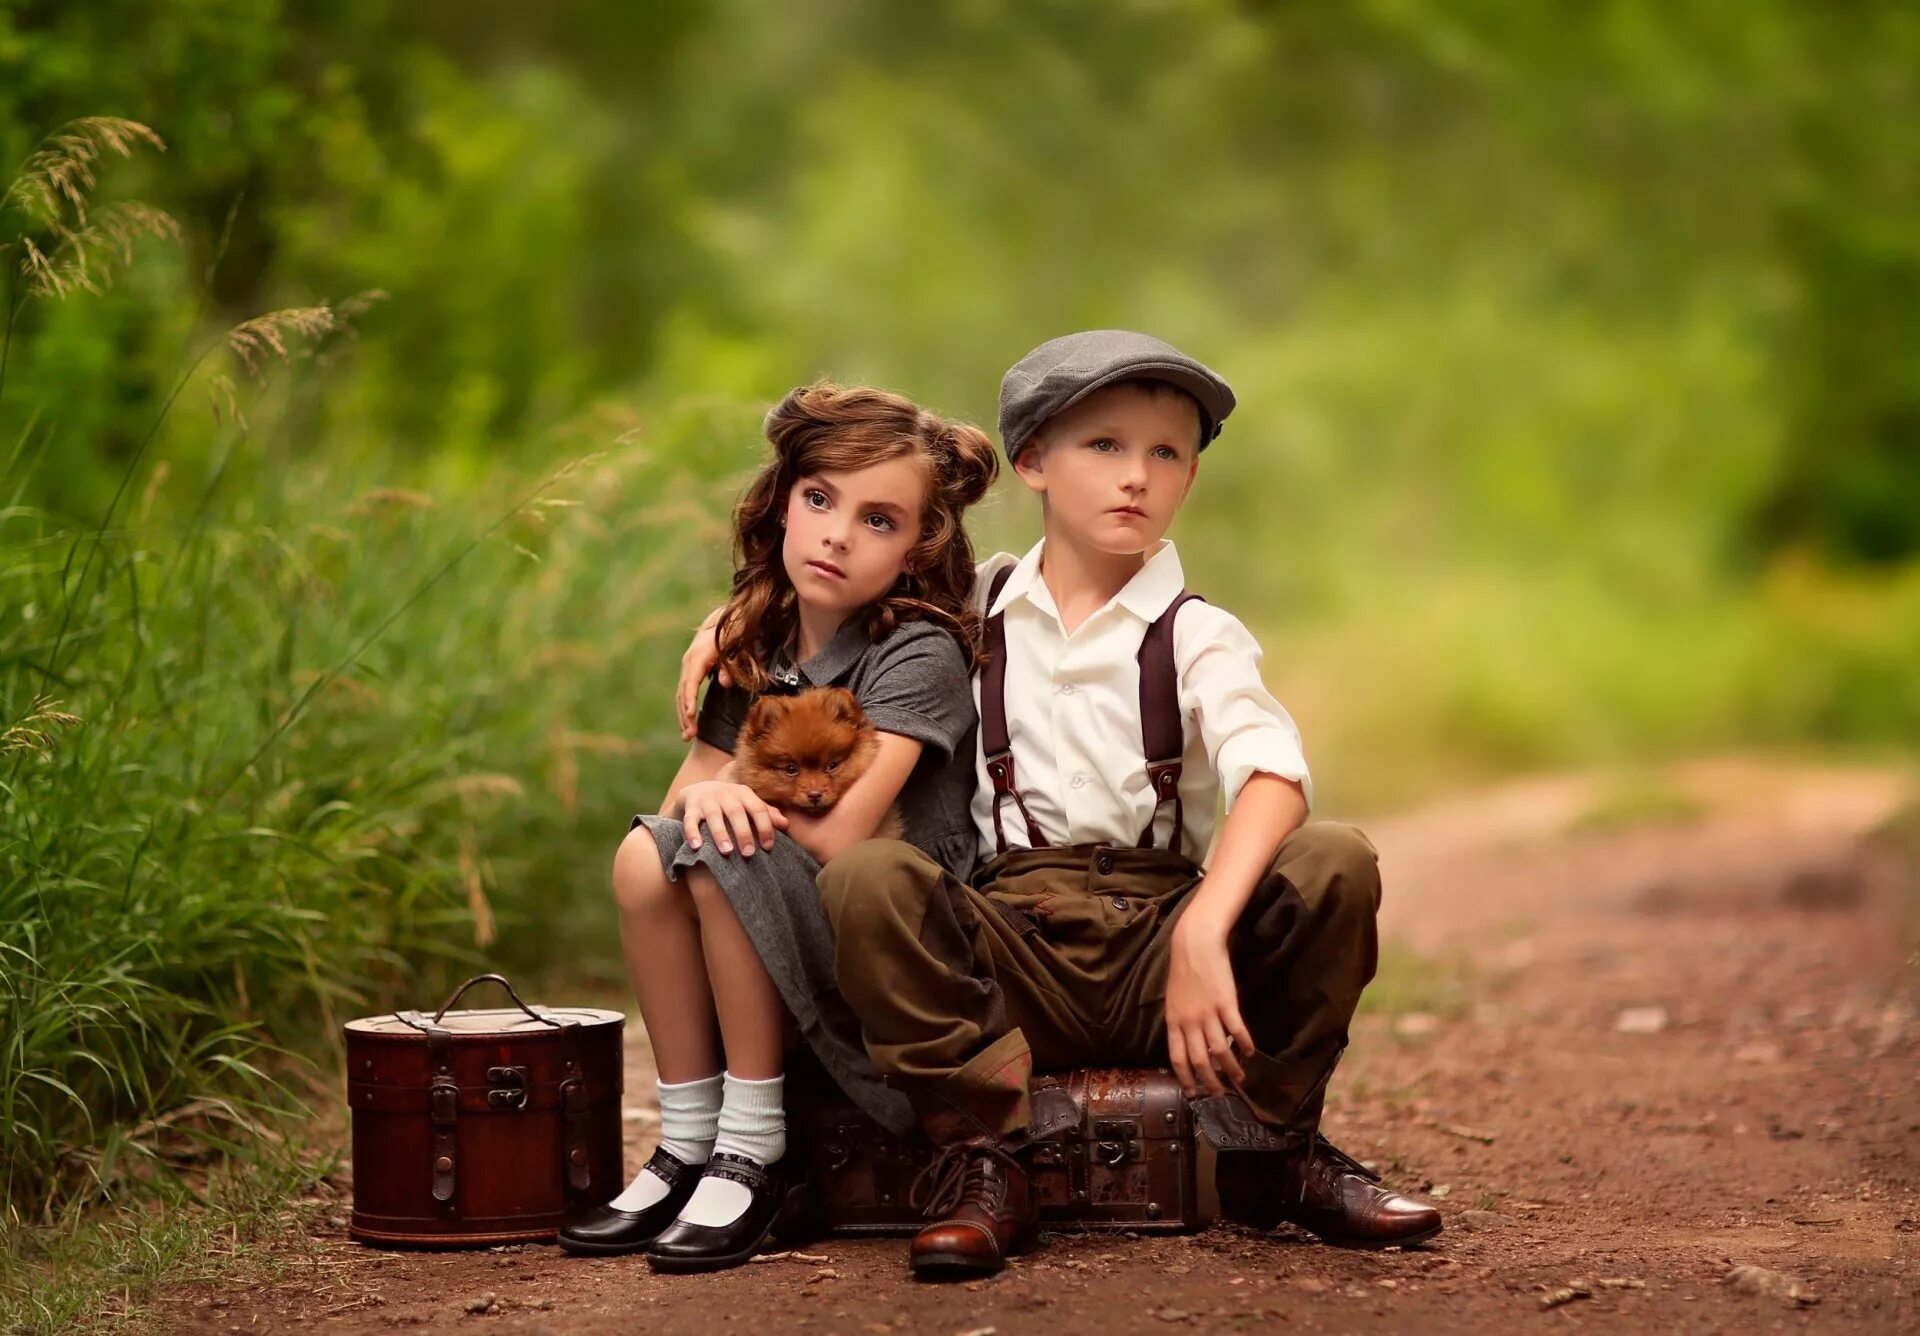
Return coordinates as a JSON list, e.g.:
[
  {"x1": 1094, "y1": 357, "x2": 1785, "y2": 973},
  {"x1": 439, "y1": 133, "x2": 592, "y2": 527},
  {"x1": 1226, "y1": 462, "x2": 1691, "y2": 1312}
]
[{"x1": 997, "y1": 329, "x2": 1236, "y2": 460}]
